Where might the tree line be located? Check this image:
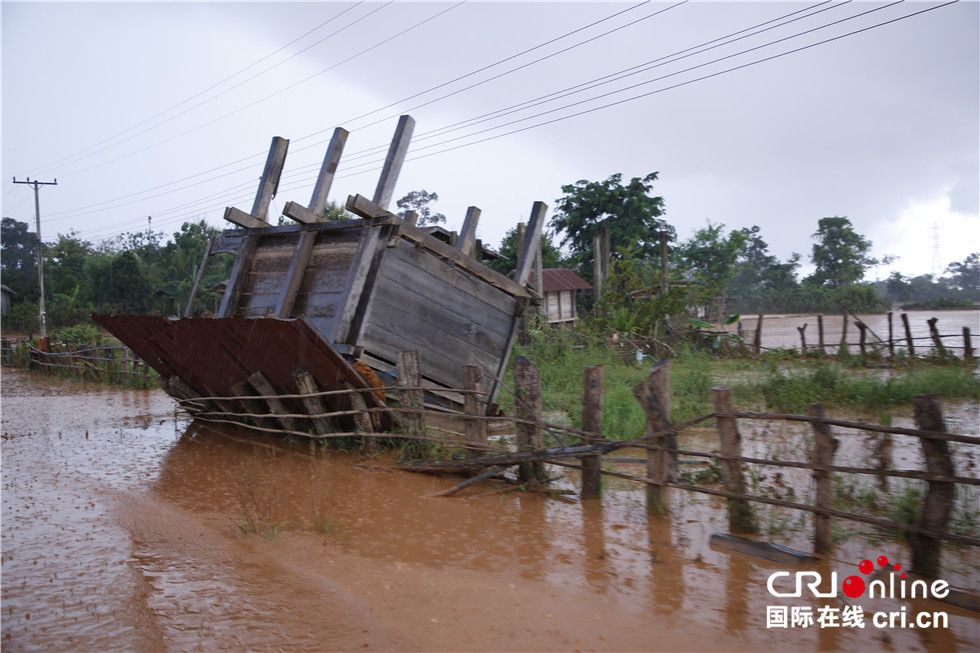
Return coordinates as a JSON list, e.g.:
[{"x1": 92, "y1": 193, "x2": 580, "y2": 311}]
[{"x1": 2, "y1": 176, "x2": 977, "y2": 337}]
